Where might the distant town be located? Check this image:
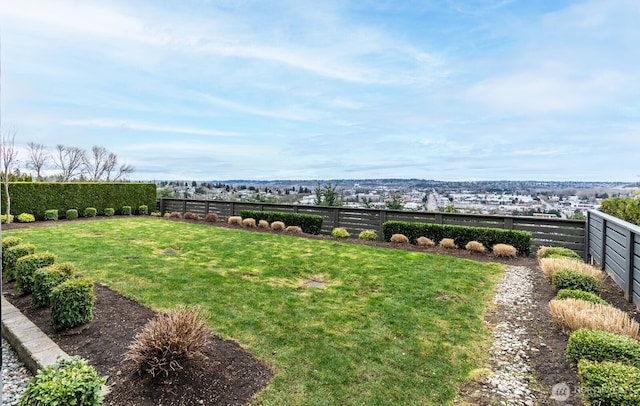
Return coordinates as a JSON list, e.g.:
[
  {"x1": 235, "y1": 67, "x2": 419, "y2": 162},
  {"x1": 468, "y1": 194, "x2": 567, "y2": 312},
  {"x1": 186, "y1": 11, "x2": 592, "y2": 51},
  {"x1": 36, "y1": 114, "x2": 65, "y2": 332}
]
[{"x1": 155, "y1": 179, "x2": 640, "y2": 220}]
